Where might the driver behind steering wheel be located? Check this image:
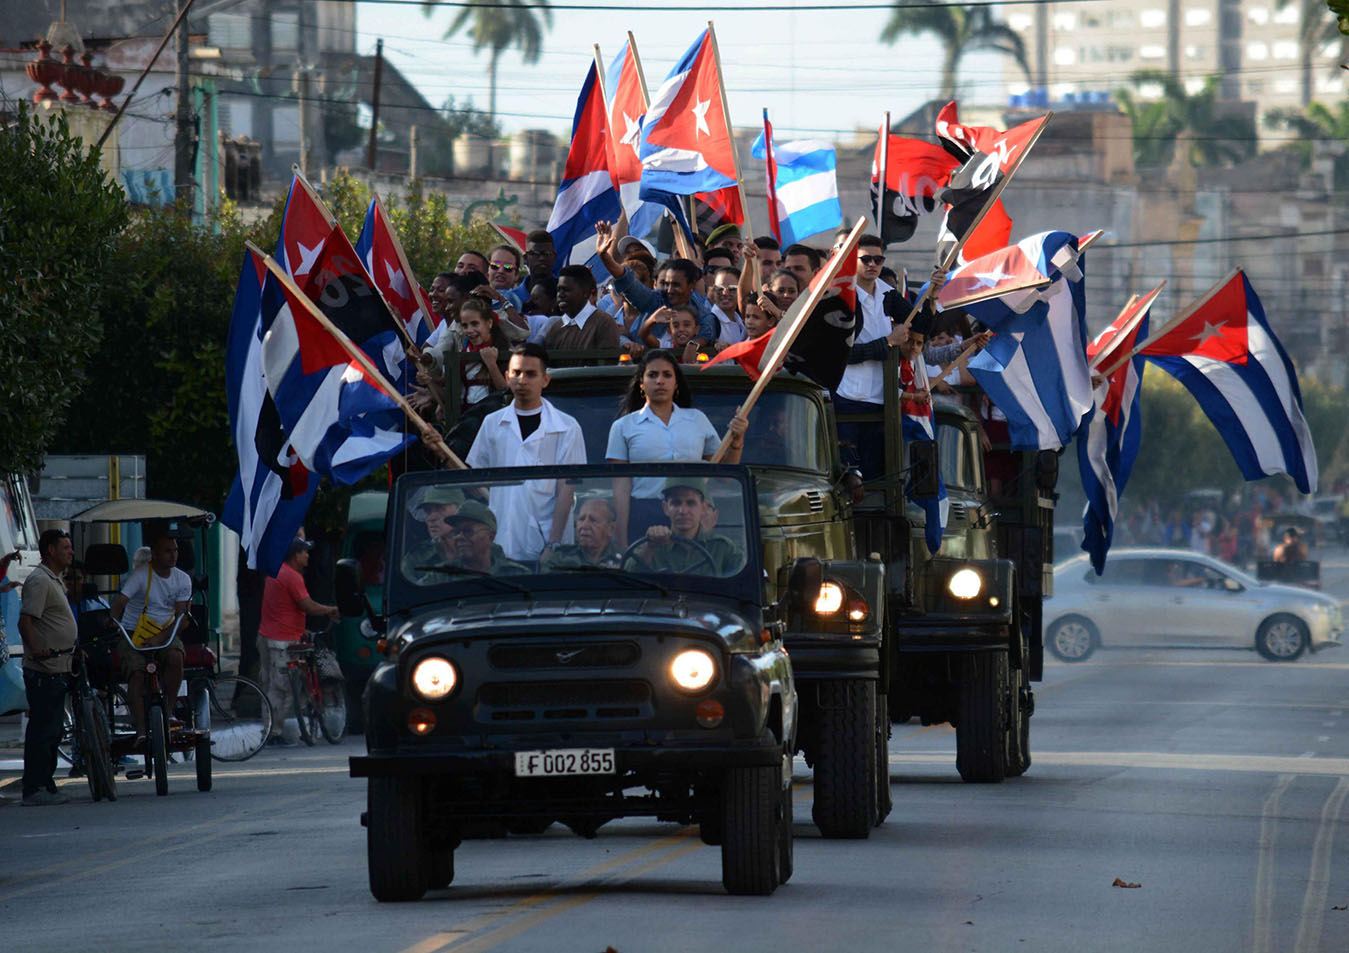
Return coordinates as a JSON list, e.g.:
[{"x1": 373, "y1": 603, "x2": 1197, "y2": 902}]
[{"x1": 624, "y1": 478, "x2": 742, "y2": 575}]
